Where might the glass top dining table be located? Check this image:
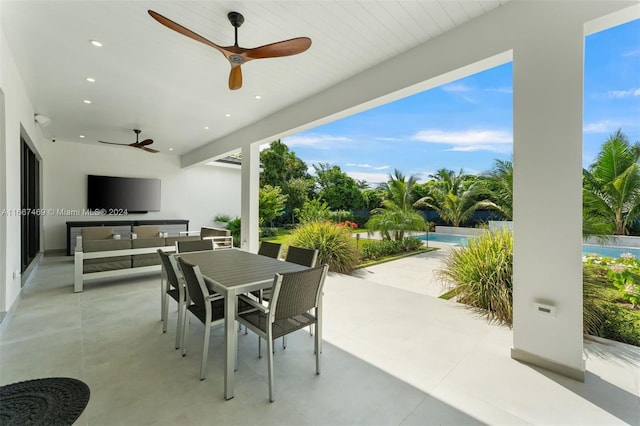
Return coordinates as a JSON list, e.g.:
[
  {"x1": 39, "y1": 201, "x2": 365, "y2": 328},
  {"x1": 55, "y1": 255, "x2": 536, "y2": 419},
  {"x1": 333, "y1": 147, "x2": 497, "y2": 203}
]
[{"x1": 176, "y1": 248, "x2": 309, "y2": 400}]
